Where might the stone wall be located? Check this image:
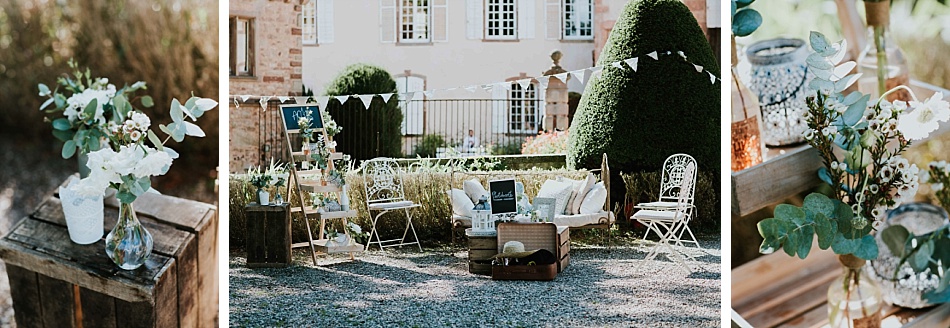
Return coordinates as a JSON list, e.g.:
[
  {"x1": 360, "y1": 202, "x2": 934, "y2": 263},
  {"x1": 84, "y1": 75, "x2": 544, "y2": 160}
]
[{"x1": 229, "y1": 0, "x2": 303, "y2": 172}]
